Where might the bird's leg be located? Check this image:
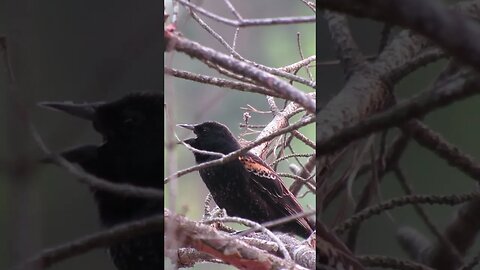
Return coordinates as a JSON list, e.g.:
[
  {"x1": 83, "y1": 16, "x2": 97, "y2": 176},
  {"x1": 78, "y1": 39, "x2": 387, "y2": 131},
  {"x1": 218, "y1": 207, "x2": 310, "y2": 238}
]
[
  {"x1": 210, "y1": 207, "x2": 236, "y2": 233},
  {"x1": 200, "y1": 197, "x2": 237, "y2": 233},
  {"x1": 201, "y1": 193, "x2": 214, "y2": 220},
  {"x1": 303, "y1": 230, "x2": 316, "y2": 249}
]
